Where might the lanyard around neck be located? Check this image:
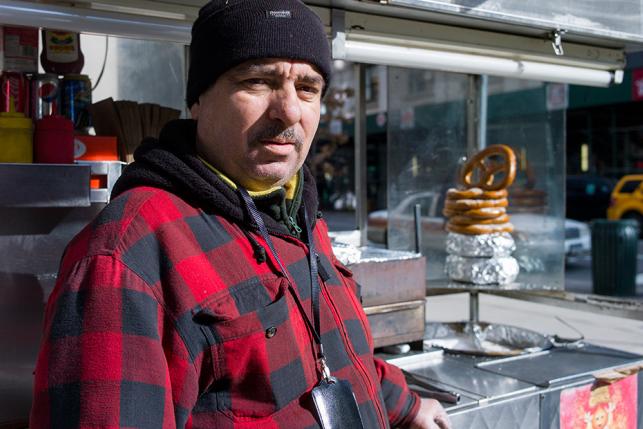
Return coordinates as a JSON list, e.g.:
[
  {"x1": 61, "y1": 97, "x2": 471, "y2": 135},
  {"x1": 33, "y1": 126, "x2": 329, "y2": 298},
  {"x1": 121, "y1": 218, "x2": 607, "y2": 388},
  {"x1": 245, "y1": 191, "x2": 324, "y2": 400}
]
[{"x1": 238, "y1": 188, "x2": 331, "y2": 381}]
